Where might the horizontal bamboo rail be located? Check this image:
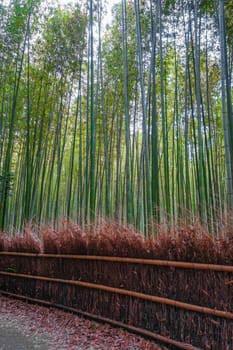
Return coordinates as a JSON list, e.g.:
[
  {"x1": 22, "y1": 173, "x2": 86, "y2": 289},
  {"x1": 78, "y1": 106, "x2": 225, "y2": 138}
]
[
  {"x1": 1, "y1": 270, "x2": 233, "y2": 320},
  {"x1": 1, "y1": 251, "x2": 233, "y2": 272},
  {"x1": 0, "y1": 290, "x2": 200, "y2": 350}
]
